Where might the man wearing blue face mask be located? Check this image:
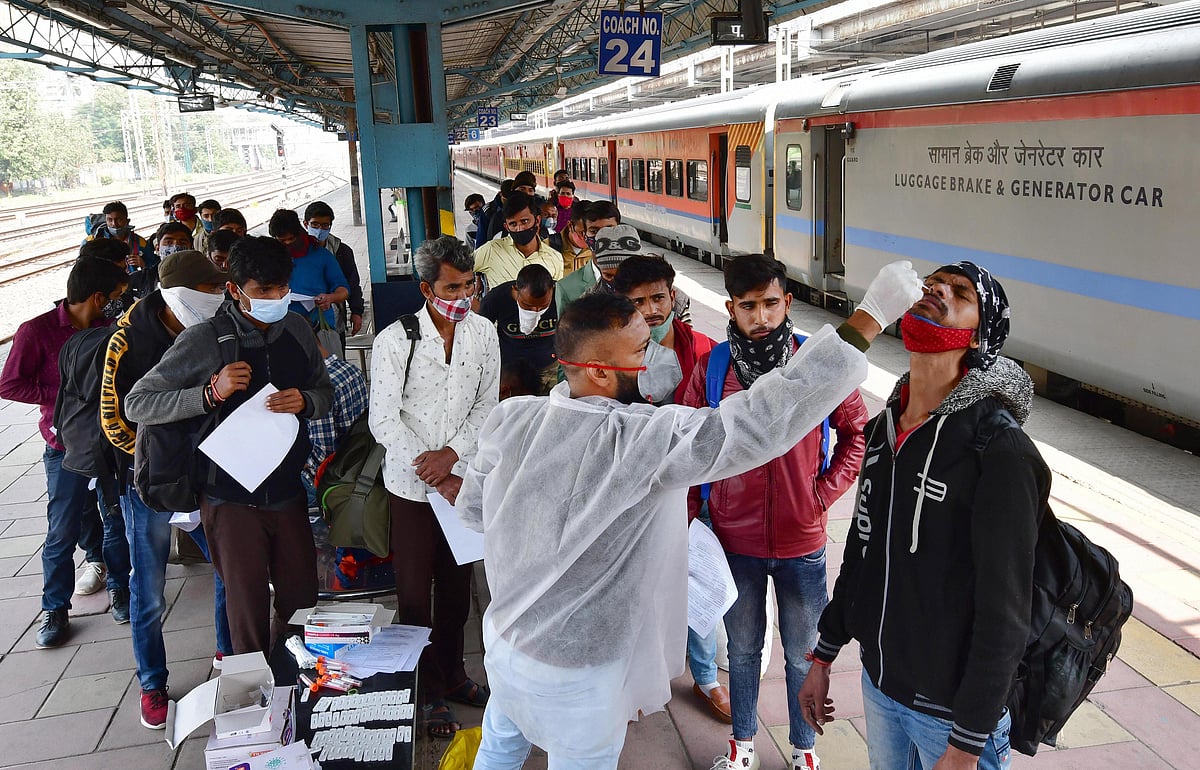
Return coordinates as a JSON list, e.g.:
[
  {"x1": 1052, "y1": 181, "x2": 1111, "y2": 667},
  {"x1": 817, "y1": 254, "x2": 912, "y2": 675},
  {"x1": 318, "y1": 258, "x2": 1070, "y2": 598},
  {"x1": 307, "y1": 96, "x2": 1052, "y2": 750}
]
[
  {"x1": 125, "y1": 236, "x2": 333, "y2": 657},
  {"x1": 84, "y1": 200, "x2": 154, "y2": 269},
  {"x1": 303, "y1": 201, "x2": 365, "y2": 336},
  {"x1": 198, "y1": 199, "x2": 221, "y2": 237}
]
